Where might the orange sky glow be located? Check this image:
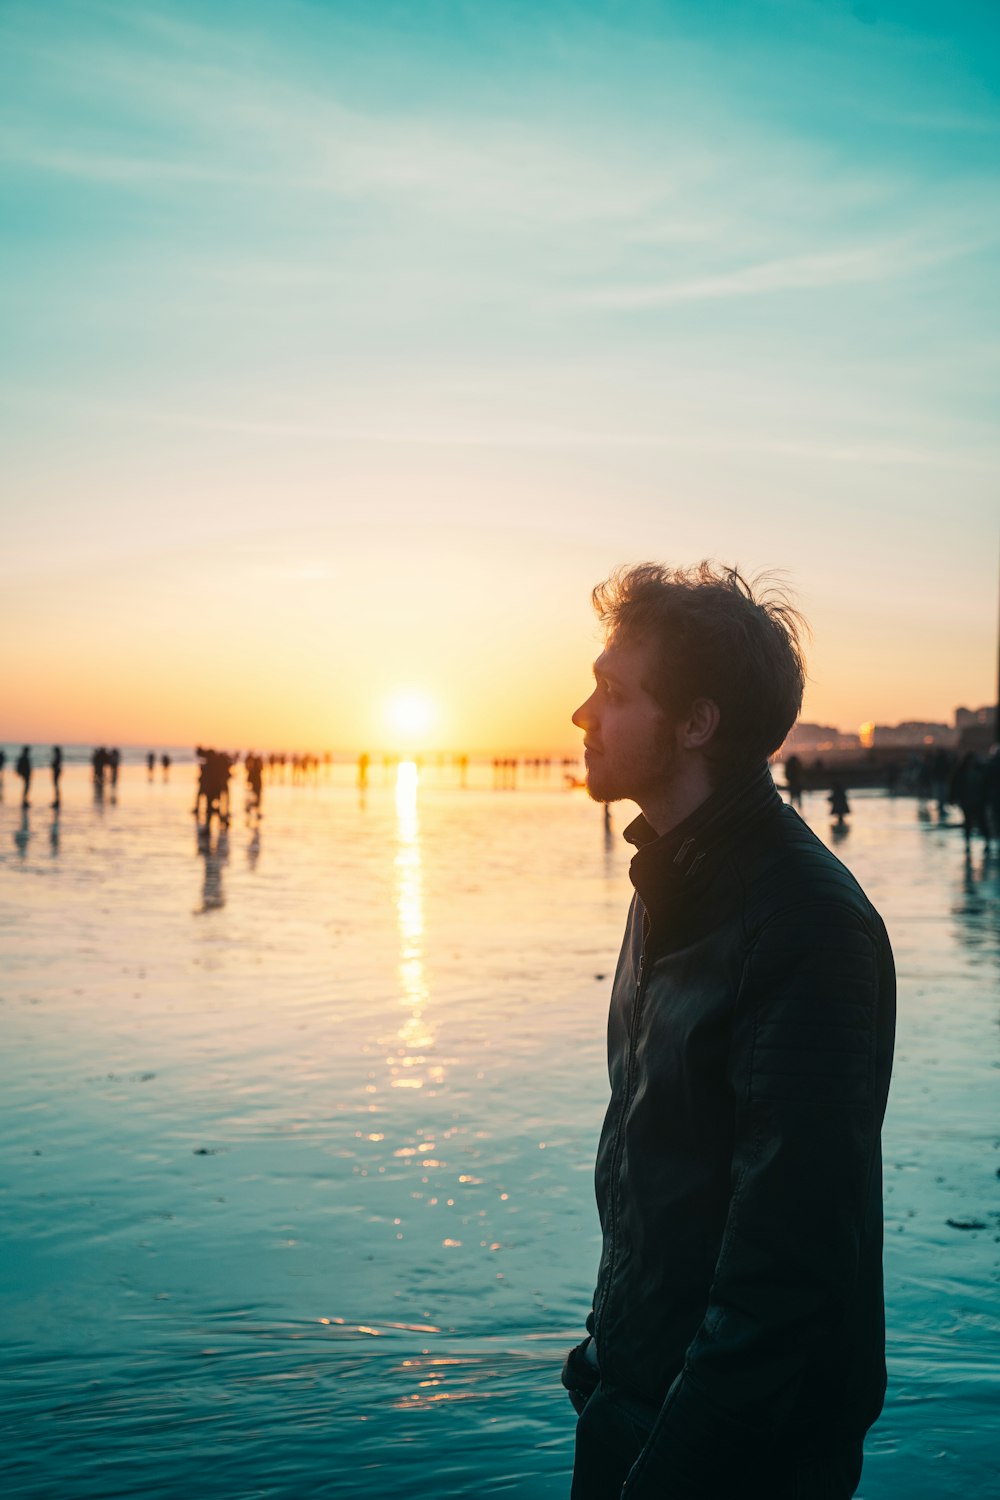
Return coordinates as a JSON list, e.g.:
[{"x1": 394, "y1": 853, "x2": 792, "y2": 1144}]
[
  {"x1": 2, "y1": 522, "x2": 995, "y2": 754},
  {"x1": 2, "y1": 5, "x2": 998, "y2": 753}
]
